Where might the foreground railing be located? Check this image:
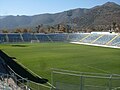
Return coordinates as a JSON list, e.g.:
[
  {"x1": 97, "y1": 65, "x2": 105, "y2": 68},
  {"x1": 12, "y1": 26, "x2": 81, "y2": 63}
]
[
  {"x1": 0, "y1": 73, "x2": 28, "y2": 90},
  {"x1": 0, "y1": 73, "x2": 53, "y2": 90},
  {"x1": 51, "y1": 68, "x2": 120, "y2": 90}
]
